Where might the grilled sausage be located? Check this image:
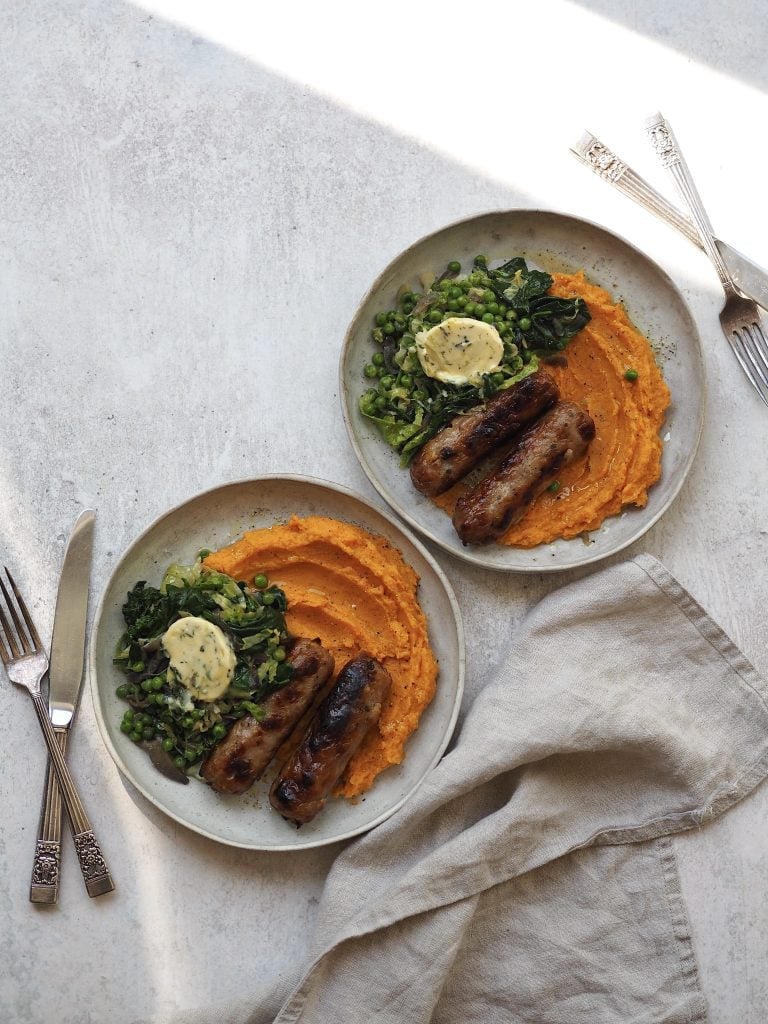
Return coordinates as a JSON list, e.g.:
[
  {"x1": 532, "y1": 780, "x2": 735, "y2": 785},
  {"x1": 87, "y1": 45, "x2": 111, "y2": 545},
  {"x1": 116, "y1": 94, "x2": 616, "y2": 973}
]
[
  {"x1": 453, "y1": 401, "x2": 596, "y2": 545},
  {"x1": 269, "y1": 653, "x2": 392, "y2": 826},
  {"x1": 409, "y1": 372, "x2": 559, "y2": 497},
  {"x1": 200, "y1": 637, "x2": 334, "y2": 794}
]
